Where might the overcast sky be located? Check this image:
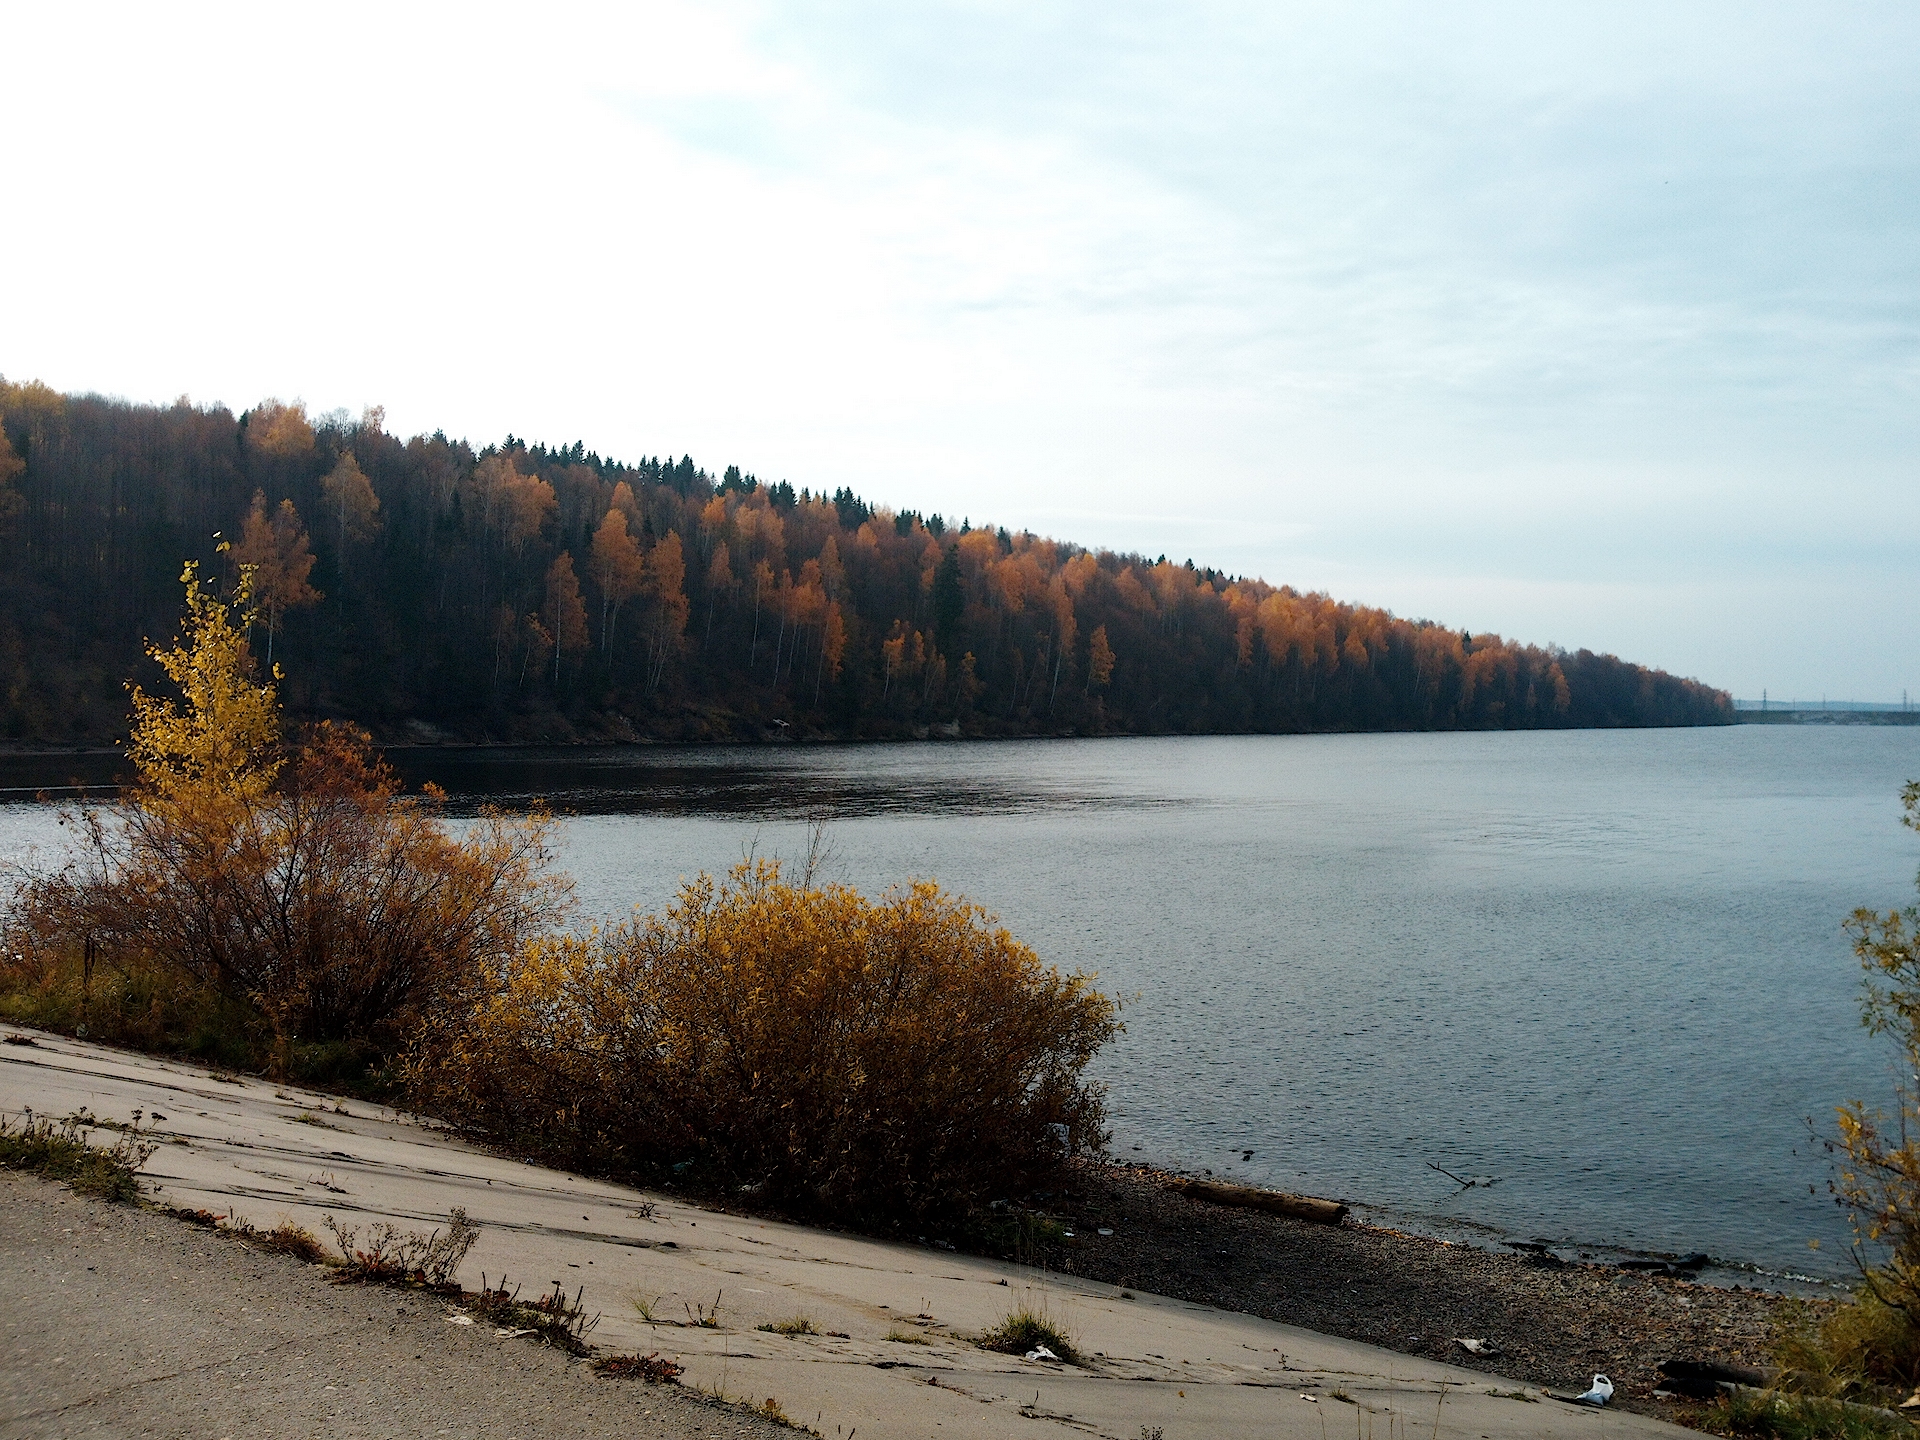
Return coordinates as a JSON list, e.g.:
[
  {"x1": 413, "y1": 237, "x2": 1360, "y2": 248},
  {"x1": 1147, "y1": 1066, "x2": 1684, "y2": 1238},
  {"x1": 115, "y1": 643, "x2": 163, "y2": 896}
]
[{"x1": 5, "y1": 2, "x2": 1915, "y2": 699}]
